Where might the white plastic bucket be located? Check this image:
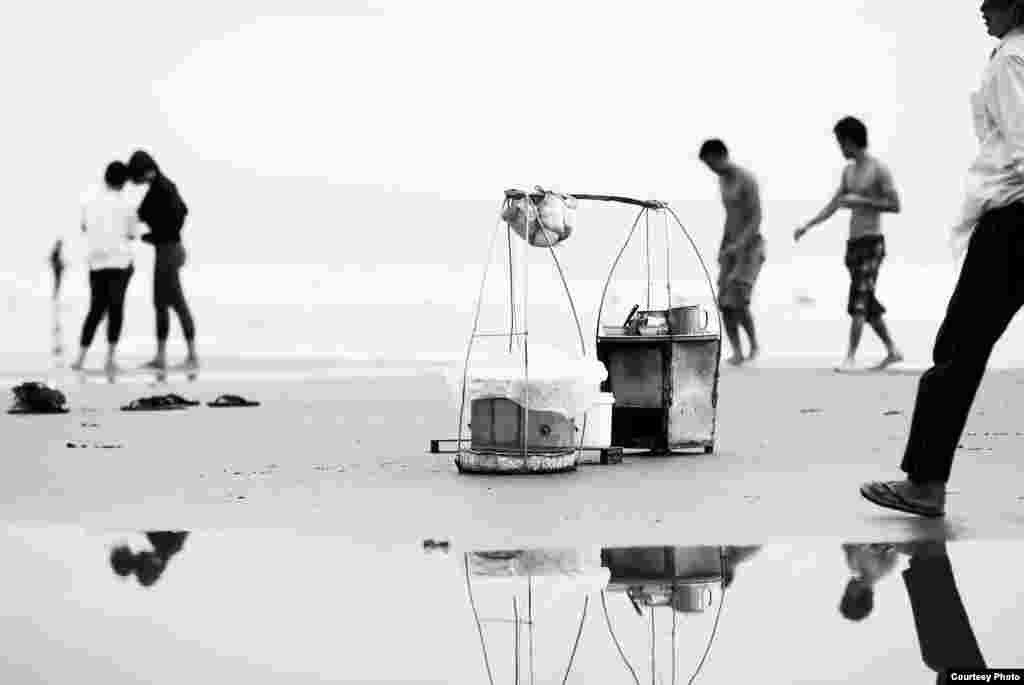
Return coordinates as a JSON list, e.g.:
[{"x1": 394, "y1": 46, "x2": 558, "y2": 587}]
[{"x1": 579, "y1": 392, "x2": 615, "y2": 448}]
